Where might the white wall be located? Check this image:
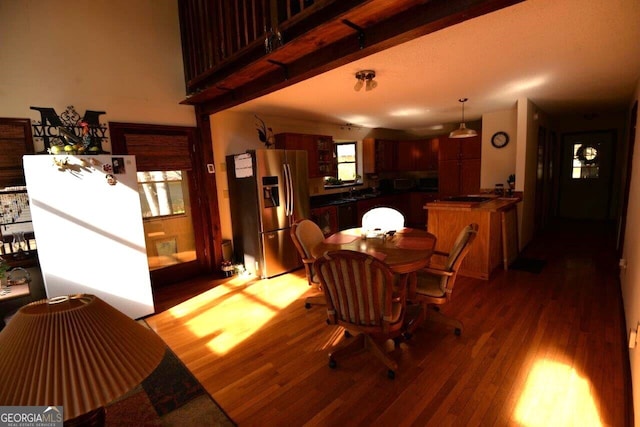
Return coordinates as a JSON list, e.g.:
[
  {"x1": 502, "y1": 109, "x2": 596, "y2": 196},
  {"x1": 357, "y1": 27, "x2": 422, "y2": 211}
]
[
  {"x1": 481, "y1": 107, "x2": 517, "y2": 190},
  {"x1": 0, "y1": 0, "x2": 195, "y2": 153},
  {"x1": 515, "y1": 98, "x2": 552, "y2": 249},
  {"x1": 620, "y1": 78, "x2": 640, "y2": 426}
]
